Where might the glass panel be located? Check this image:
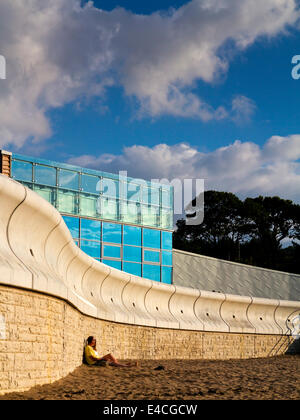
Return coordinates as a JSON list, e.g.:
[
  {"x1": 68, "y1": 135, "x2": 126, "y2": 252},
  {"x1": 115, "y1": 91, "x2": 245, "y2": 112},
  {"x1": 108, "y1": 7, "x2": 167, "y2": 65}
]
[
  {"x1": 161, "y1": 266, "x2": 172, "y2": 284},
  {"x1": 162, "y1": 231, "x2": 173, "y2": 250},
  {"x1": 142, "y1": 187, "x2": 160, "y2": 206},
  {"x1": 102, "y1": 222, "x2": 122, "y2": 244},
  {"x1": 103, "y1": 244, "x2": 121, "y2": 259},
  {"x1": 161, "y1": 208, "x2": 173, "y2": 230},
  {"x1": 121, "y1": 201, "x2": 139, "y2": 224},
  {"x1": 81, "y1": 174, "x2": 100, "y2": 195},
  {"x1": 123, "y1": 246, "x2": 142, "y2": 263},
  {"x1": 123, "y1": 262, "x2": 142, "y2": 277},
  {"x1": 102, "y1": 259, "x2": 121, "y2": 270},
  {"x1": 141, "y1": 205, "x2": 159, "y2": 227},
  {"x1": 126, "y1": 182, "x2": 141, "y2": 202},
  {"x1": 35, "y1": 165, "x2": 56, "y2": 187},
  {"x1": 100, "y1": 197, "x2": 119, "y2": 221},
  {"x1": 143, "y1": 228, "x2": 161, "y2": 249},
  {"x1": 62, "y1": 216, "x2": 80, "y2": 238},
  {"x1": 143, "y1": 264, "x2": 161, "y2": 282},
  {"x1": 80, "y1": 219, "x2": 101, "y2": 241},
  {"x1": 162, "y1": 251, "x2": 172, "y2": 266},
  {"x1": 33, "y1": 185, "x2": 56, "y2": 206},
  {"x1": 11, "y1": 160, "x2": 33, "y2": 182},
  {"x1": 58, "y1": 190, "x2": 78, "y2": 214},
  {"x1": 102, "y1": 178, "x2": 119, "y2": 199},
  {"x1": 144, "y1": 249, "x2": 160, "y2": 264},
  {"x1": 162, "y1": 189, "x2": 172, "y2": 208},
  {"x1": 80, "y1": 193, "x2": 97, "y2": 218},
  {"x1": 59, "y1": 169, "x2": 79, "y2": 190},
  {"x1": 80, "y1": 240, "x2": 101, "y2": 259},
  {"x1": 123, "y1": 225, "x2": 142, "y2": 246}
]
